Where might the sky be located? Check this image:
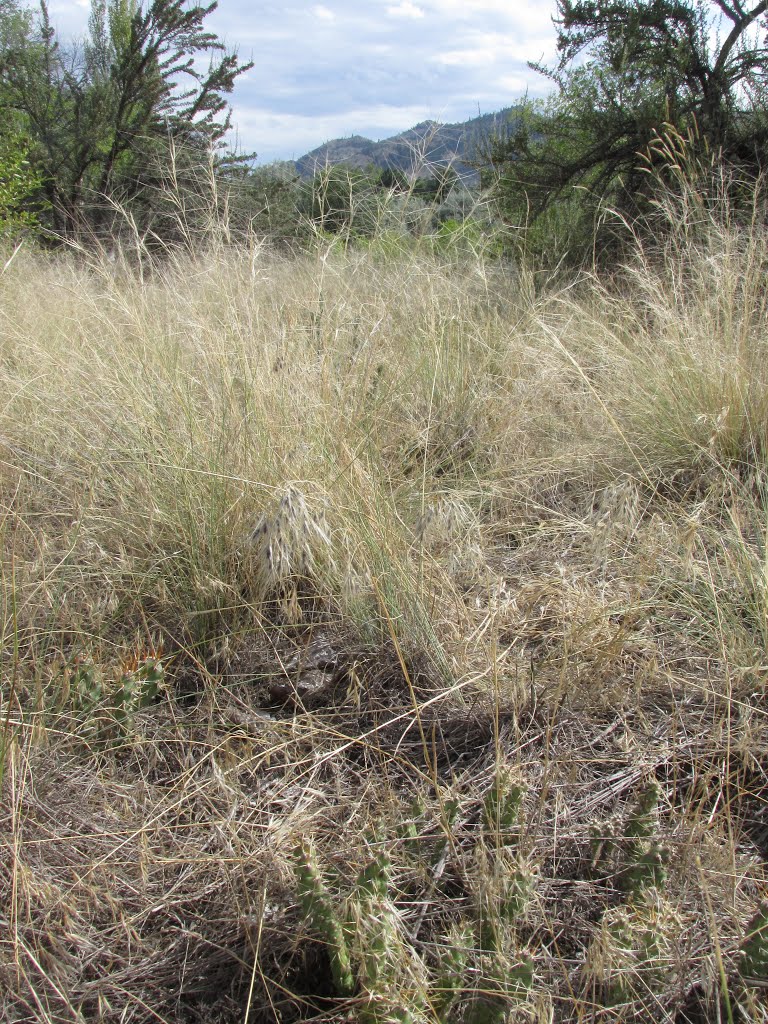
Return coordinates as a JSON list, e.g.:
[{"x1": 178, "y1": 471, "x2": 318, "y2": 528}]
[{"x1": 45, "y1": 0, "x2": 560, "y2": 164}]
